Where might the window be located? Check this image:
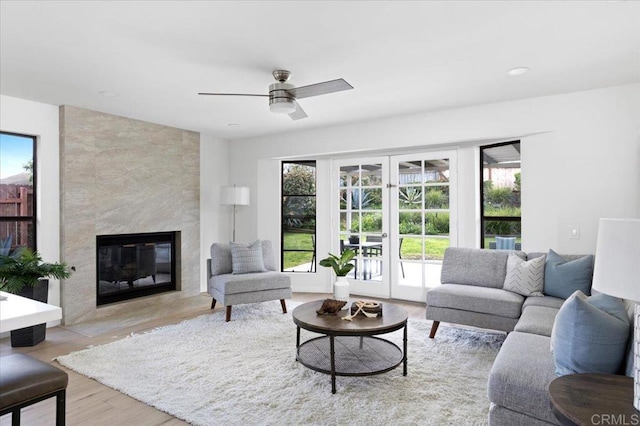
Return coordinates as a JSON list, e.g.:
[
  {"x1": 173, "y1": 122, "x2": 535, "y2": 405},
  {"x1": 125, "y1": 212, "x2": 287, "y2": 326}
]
[
  {"x1": 281, "y1": 161, "x2": 316, "y2": 272},
  {"x1": 0, "y1": 132, "x2": 37, "y2": 253},
  {"x1": 480, "y1": 141, "x2": 521, "y2": 249}
]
